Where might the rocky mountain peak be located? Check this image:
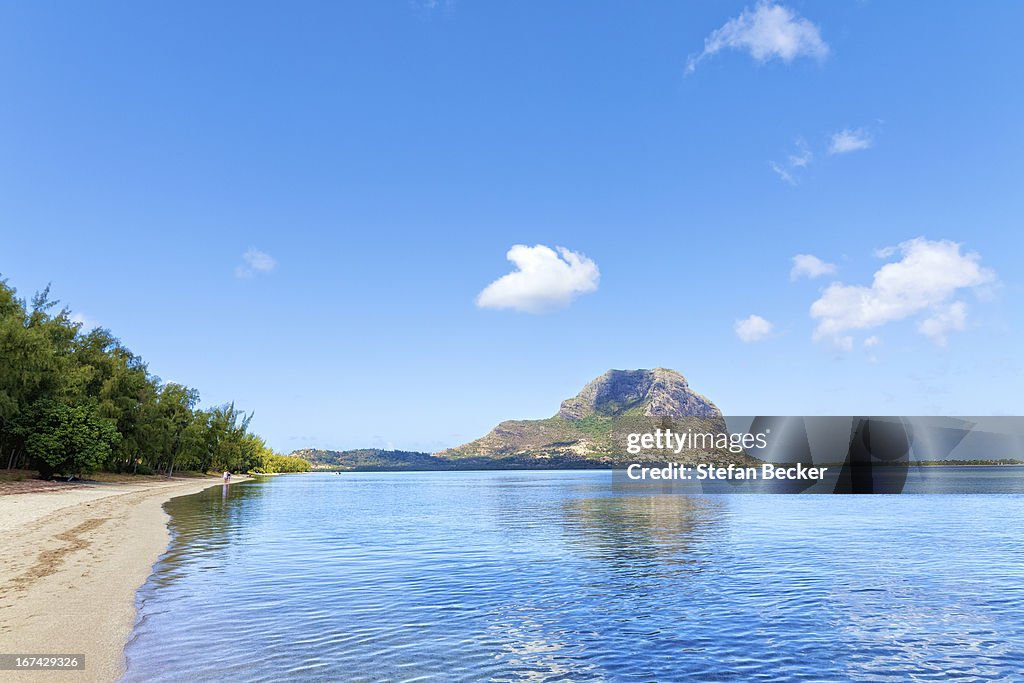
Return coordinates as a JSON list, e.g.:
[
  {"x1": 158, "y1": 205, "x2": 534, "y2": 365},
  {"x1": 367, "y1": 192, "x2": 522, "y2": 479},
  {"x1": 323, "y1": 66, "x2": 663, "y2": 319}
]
[{"x1": 557, "y1": 368, "x2": 720, "y2": 420}]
